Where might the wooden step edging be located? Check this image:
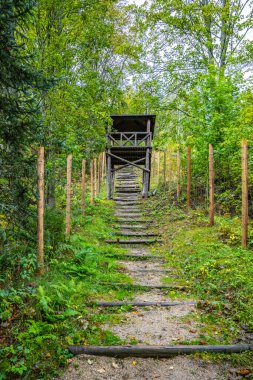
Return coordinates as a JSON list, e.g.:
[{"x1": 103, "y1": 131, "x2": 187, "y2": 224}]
[
  {"x1": 90, "y1": 301, "x2": 197, "y2": 307},
  {"x1": 68, "y1": 344, "x2": 253, "y2": 357},
  {"x1": 111, "y1": 254, "x2": 163, "y2": 260},
  {"x1": 115, "y1": 233, "x2": 159, "y2": 237},
  {"x1": 115, "y1": 220, "x2": 153, "y2": 223},
  {"x1": 106, "y1": 239, "x2": 162, "y2": 244},
  {"x1": 100, "y1": 282, "x2": 188, "y2": 290}
]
